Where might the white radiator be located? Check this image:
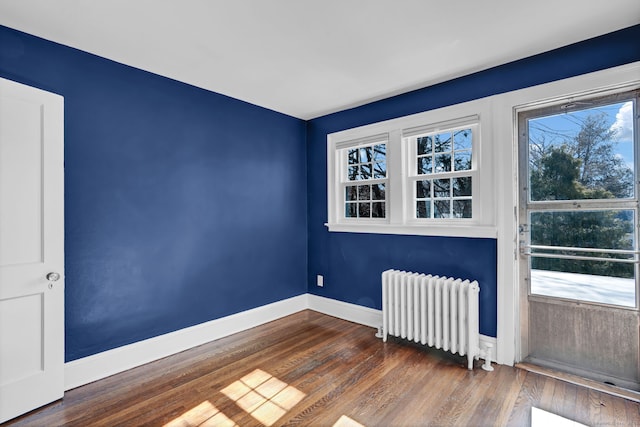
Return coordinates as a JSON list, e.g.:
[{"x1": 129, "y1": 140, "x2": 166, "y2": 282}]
[{"x1": 380, "y1": 269, "x2": 492, "y2": 370}]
